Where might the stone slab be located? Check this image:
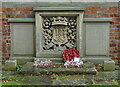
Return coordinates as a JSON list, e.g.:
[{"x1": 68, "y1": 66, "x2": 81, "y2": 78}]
[
  {"x1": 84, "y1": 18, "x2": 112, "y2": 22},
  {"x1": 2, "y1": 2, "x2": 119, "y2": 8},
  {"x1": 21, "y1": 62, "x2": 97, "y2": 75},
  {"x1": 104, "y1": 60, "x2": 115, "y2": 71},
  {"x1": 8, "y1": 18, "x2": 35, "y2": 23},
  {"x1": 53, "y1": 76, "x2": 93, "y2": 85},
  {"x1": 33, "y1": 7, "x2": 85, "y2": 11},
  {"x1": 4, "y1": 60, "x2": 17, "y2": 71},
  {"x1": 19, "y1": 76, "x2": 52, "y2": 85},
  {"x1": 83, "y1": 57, "x2": 111, "y2": 65},
  {"x1": 17, "y1": 59, "x2": 34, "y2": 65},
  {"x1": 1, "y1": 70, "x2": 118, "y2": 85},
  {"x1": 11, "y1": 57, "x2": 34, "y2": 65}
]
